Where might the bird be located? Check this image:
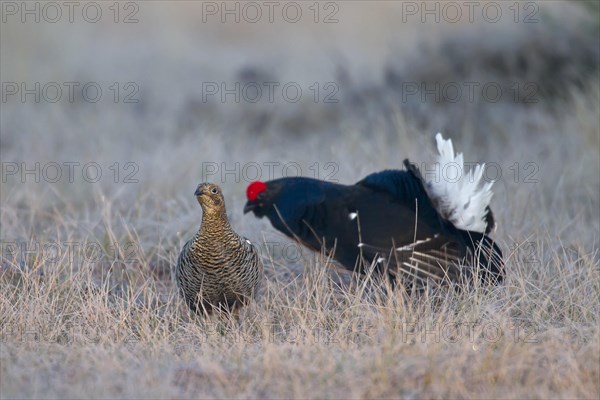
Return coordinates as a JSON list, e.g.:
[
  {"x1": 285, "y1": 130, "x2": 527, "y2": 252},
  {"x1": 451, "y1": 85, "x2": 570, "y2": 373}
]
[
  {"x1": 176, "y1": 182, "x2": 263, "y2": 315},
  {"x1": 243, "y1": 133, "x2": 503, "y2": 286}
]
